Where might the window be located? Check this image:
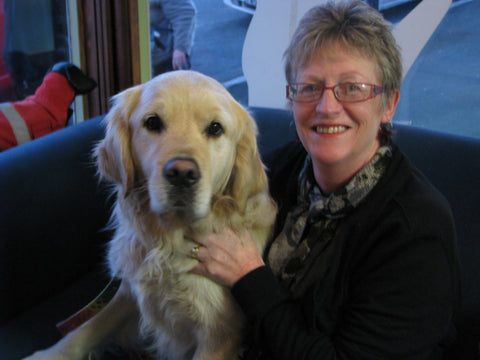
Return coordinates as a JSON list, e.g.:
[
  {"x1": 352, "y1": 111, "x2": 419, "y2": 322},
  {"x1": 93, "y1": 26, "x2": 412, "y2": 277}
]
[
  {"x1": 0, "y1": 0, "x2": 69, "y2": 102},
  {"x1": 0, "y1": 0, "x2": 150, "y2": 123},
  {"x1": 391, "y1": 0, "x2": 478, "y2": 138}
]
